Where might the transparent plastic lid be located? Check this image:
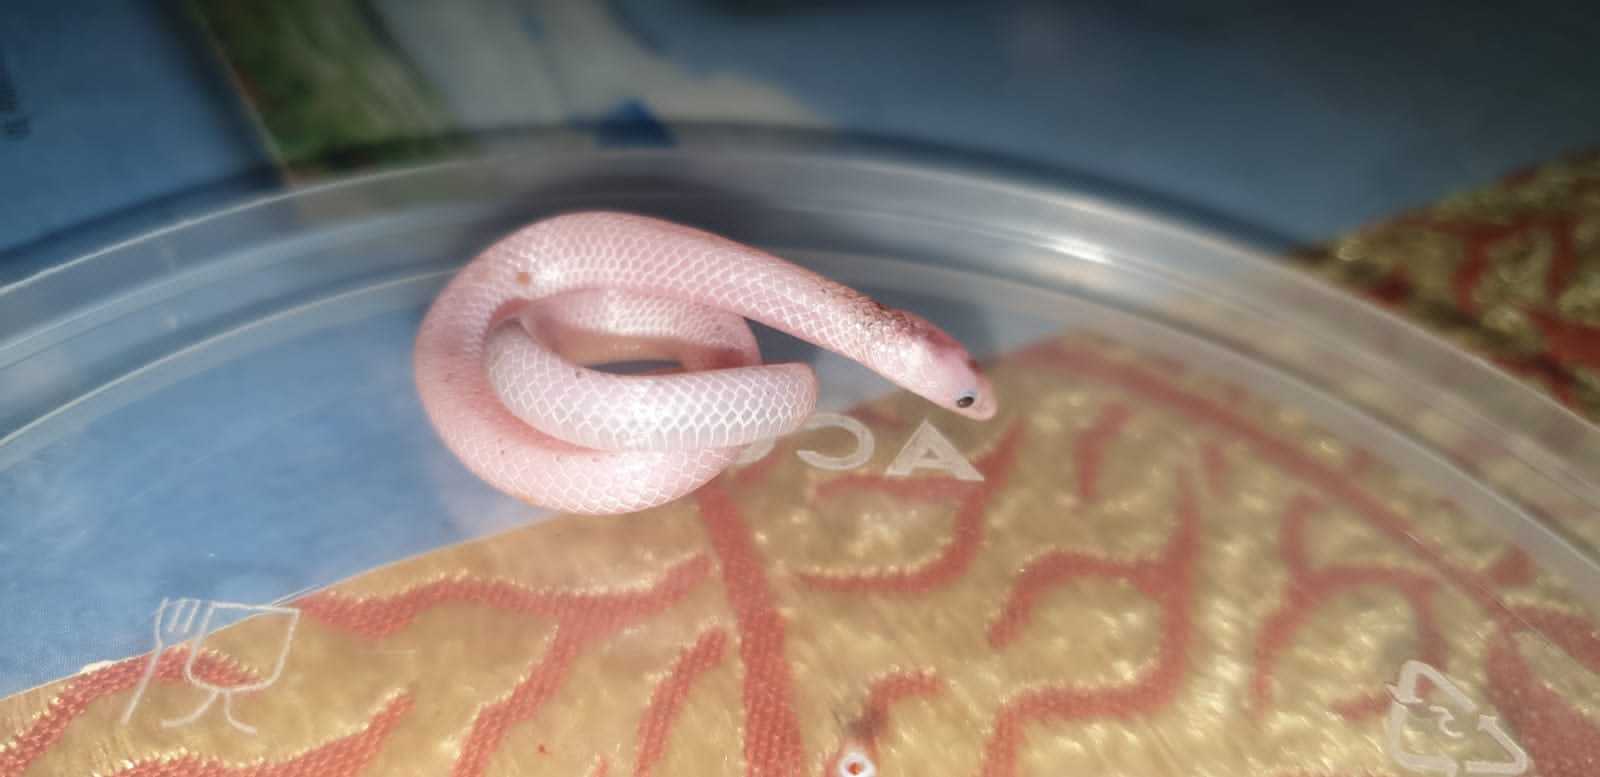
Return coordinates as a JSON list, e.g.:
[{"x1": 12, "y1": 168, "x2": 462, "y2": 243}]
[{"x1": 2, "y1": 132, "x2": 1596, "y2": 777}]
